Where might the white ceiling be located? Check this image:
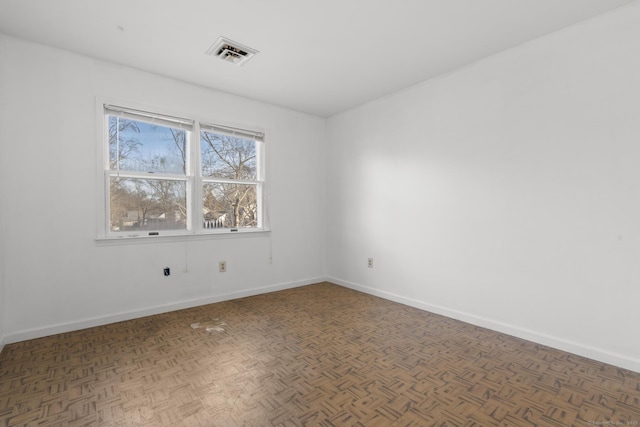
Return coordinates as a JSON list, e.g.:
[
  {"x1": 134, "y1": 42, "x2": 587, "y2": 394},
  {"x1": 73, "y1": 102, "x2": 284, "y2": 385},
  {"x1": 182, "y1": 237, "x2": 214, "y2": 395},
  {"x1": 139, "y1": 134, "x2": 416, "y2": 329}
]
[{"x1": 0, "y1": 0, "x2": 634, "y2": 117}]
